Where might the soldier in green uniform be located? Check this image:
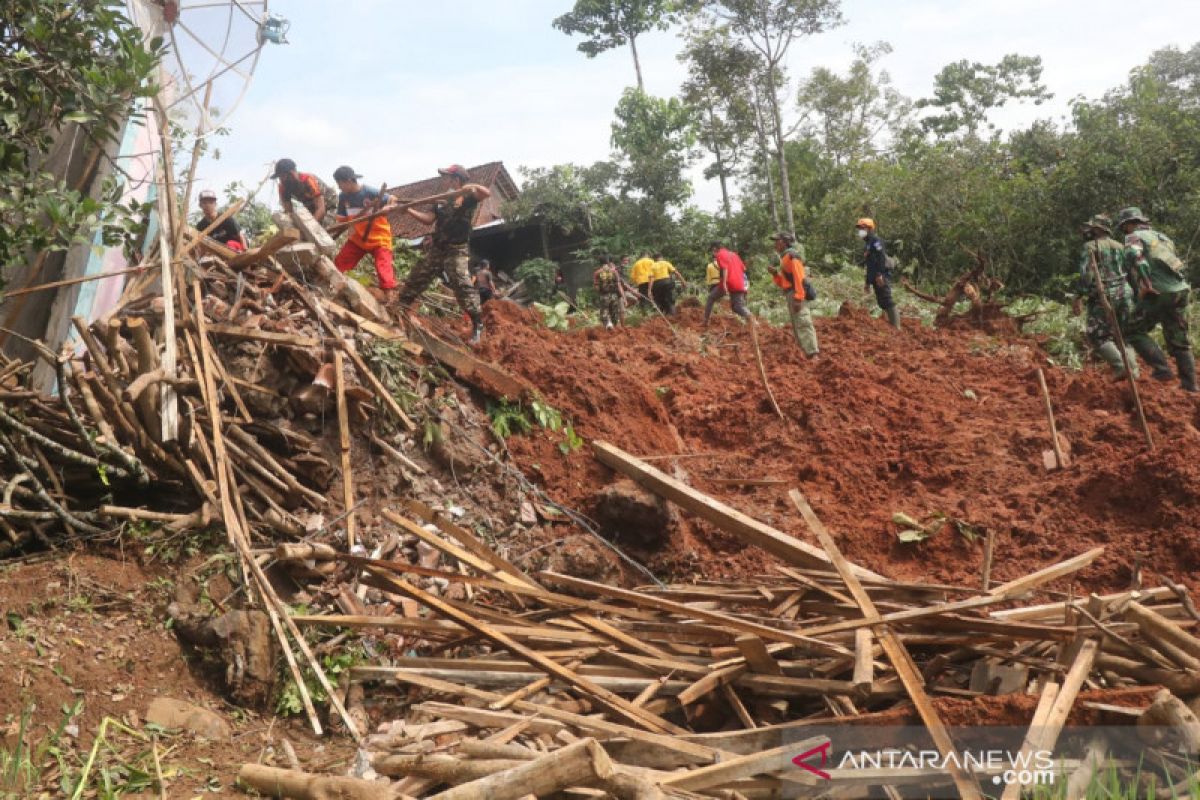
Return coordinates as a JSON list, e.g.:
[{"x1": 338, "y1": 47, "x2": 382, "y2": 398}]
[
  {"x1": 1117, "y1": 207, "x2": 1197, "y2": 392},
  {"x1": 592, "y1": 255, "x2": 625, "y2": 330},
  {"x1": 398, "y1": 165, "x2": 491, "y2": 344},
  {"x1": 1073, "y1": 214, "x2": 1138, "y2": 379}
]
